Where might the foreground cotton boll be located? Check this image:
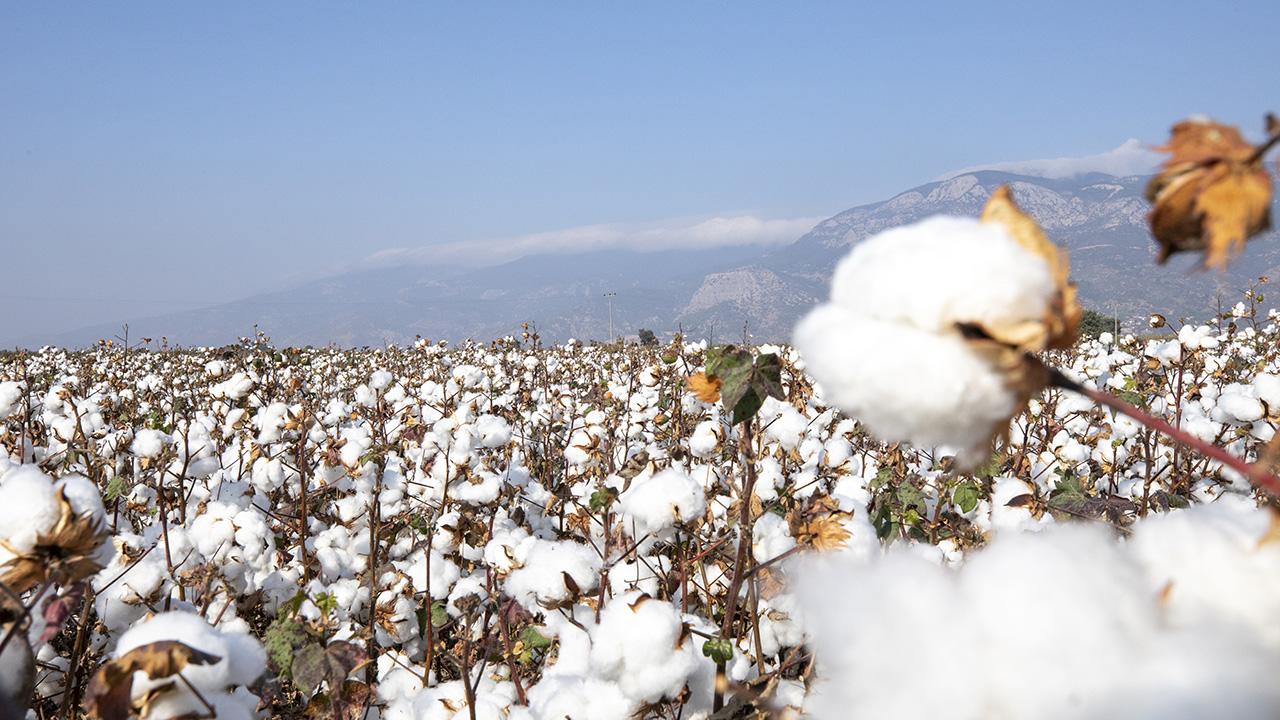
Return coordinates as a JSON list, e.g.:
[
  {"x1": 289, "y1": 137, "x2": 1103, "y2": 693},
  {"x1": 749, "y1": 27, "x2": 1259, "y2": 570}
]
[
  {"x1": 504, "y1": 539, "x2": 602, "y2": 612},
  {"x1": 794, "y1": 205, "x2": 1075, "y2": 465},
  {"x1": 104, "y1": 612, "x2": 266, "y2": 720},
  {"x1": 798, "y1": 521, "x2": 1280, "y2": 720}
]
